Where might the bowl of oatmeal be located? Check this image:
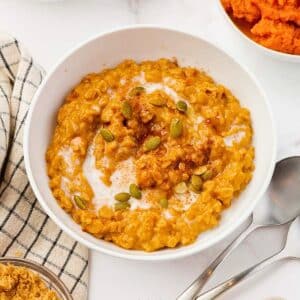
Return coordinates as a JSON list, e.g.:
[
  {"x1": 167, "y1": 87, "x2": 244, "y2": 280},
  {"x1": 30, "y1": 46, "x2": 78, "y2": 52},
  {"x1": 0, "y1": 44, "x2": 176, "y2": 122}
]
[
  {"x1": 218, "y1": 0, "x2": 300, "y2": 62},
  {"x1": 24, "y1": 26, "x2": 276, "y2": 260}
]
